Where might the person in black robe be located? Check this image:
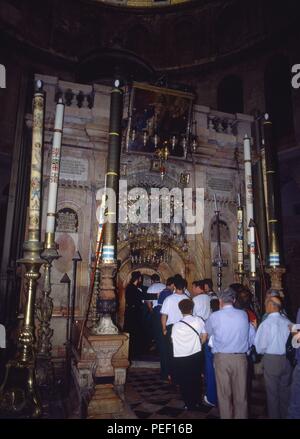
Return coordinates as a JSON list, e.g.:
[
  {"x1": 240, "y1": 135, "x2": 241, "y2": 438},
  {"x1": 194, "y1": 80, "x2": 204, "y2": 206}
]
[
  {"x1": 123, "y1": 271, "x2": 159, "y2": 360},
  {"x1": 123, "y1": 271, "x2": 144, "y2": 360}
]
